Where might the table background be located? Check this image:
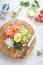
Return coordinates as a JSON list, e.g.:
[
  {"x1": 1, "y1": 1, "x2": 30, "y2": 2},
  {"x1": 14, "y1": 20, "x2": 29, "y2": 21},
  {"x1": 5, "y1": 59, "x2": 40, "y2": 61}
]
[{"x1": 0, "y1": 0, "x2": 43, "y2": 65}]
